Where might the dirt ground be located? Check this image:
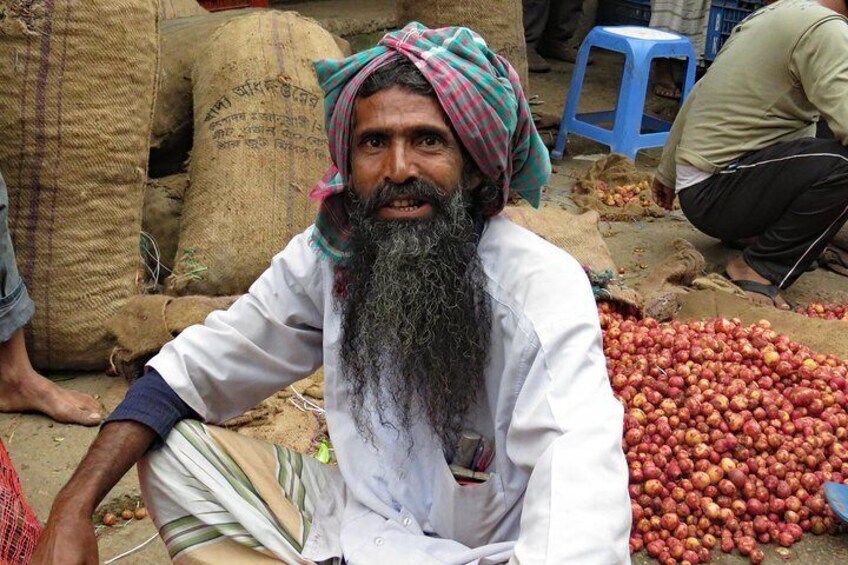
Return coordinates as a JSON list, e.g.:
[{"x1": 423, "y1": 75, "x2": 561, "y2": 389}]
[{"x1": 2, "y1": 1, "x2": 847, "y2": 563}]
